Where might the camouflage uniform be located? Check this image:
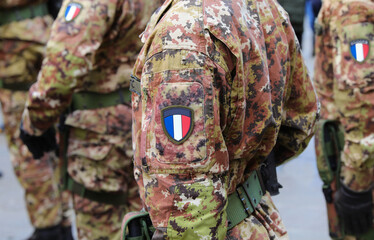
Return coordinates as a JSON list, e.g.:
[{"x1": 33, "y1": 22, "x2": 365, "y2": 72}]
[
  {"x1": 131, "y1": 0, "x2": 318, "y2": 239},
  {"x1": 21, "y1": 0, "x2": 163, "y2": 239},
  {"x1": 314, "y1": 0, "x2": 374, "y2": 239},
  {"x1": 0, "y1": 0, "x2": 71, "y2": 230}
]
